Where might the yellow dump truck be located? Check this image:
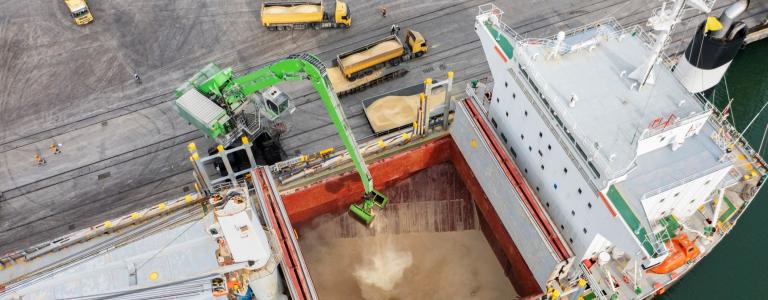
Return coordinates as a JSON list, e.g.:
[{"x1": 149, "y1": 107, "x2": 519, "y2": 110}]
[
  {"x1": 261, "y1": 0, "x2": 351, "y2": 30},
  {"x1": 64, "y1": 0, "x2": 93, "y2": 25},
  {"x1": 336, "y1": 29, "x2": 427, "y2": 81}
]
